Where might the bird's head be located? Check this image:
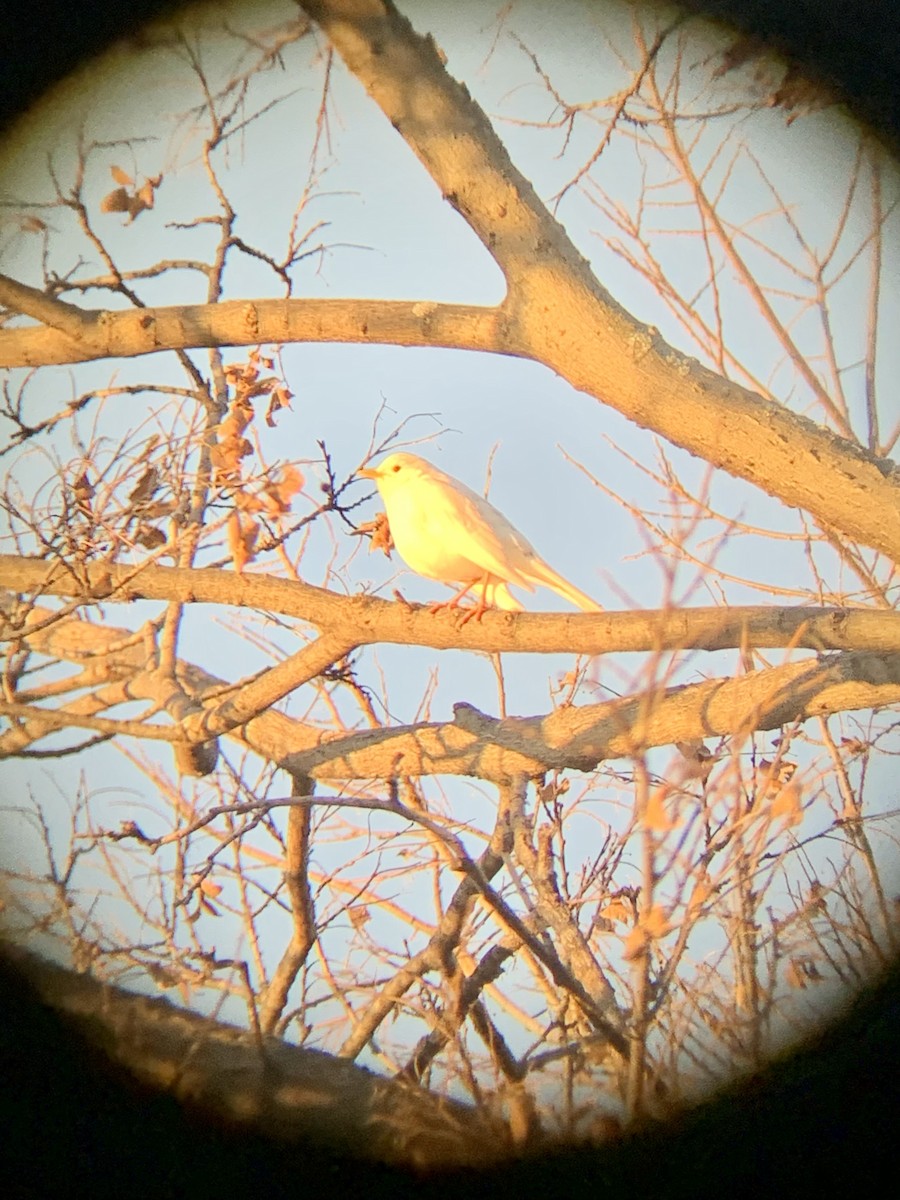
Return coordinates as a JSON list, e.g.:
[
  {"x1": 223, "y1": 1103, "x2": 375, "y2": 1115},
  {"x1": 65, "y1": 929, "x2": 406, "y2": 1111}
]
[{"x1": 357, "y1": 452, "x2": 430, "y2": 496}]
